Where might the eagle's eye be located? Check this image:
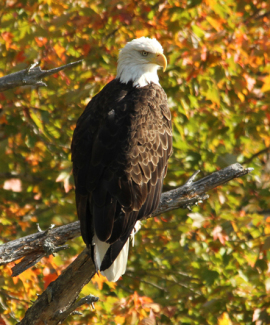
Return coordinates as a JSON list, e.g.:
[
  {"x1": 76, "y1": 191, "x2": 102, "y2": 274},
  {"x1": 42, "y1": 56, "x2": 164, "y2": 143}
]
[{"x1": 141, "y1": 51, "x2": 149, "y2": 56}]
